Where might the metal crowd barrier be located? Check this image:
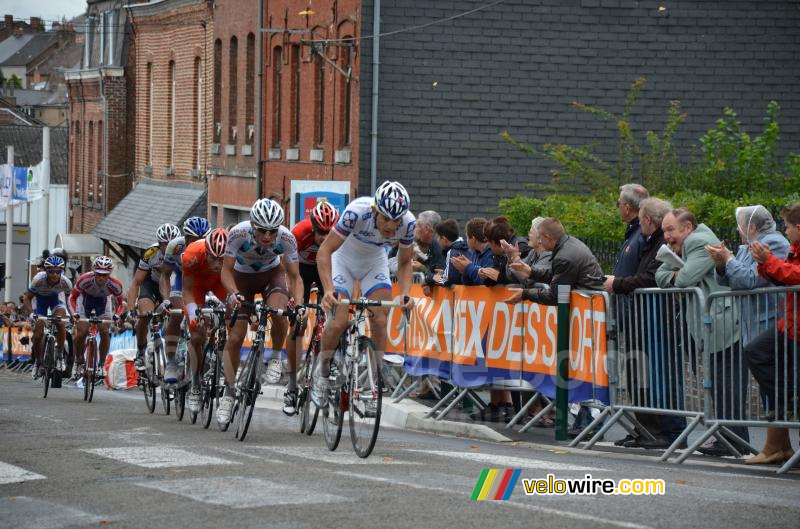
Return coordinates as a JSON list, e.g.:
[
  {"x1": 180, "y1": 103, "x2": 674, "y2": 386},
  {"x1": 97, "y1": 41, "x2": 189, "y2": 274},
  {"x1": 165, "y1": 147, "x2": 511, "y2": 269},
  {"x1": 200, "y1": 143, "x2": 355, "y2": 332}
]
[
  {"x1": 678, "y1": 285, "x2": 800, "y2": 474},
  {"x1": 570, "y1": 287, "x2": 710, "y2": 462}
]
